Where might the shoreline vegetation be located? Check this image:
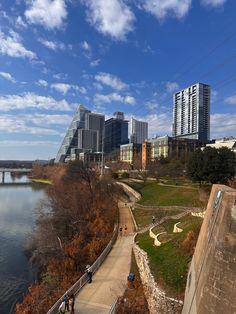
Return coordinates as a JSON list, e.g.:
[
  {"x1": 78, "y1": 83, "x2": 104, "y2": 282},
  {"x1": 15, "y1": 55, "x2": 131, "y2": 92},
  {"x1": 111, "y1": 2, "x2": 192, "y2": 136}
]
[{"x1": 15, "y1": 161, "x2": 122, "y2": 313}]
